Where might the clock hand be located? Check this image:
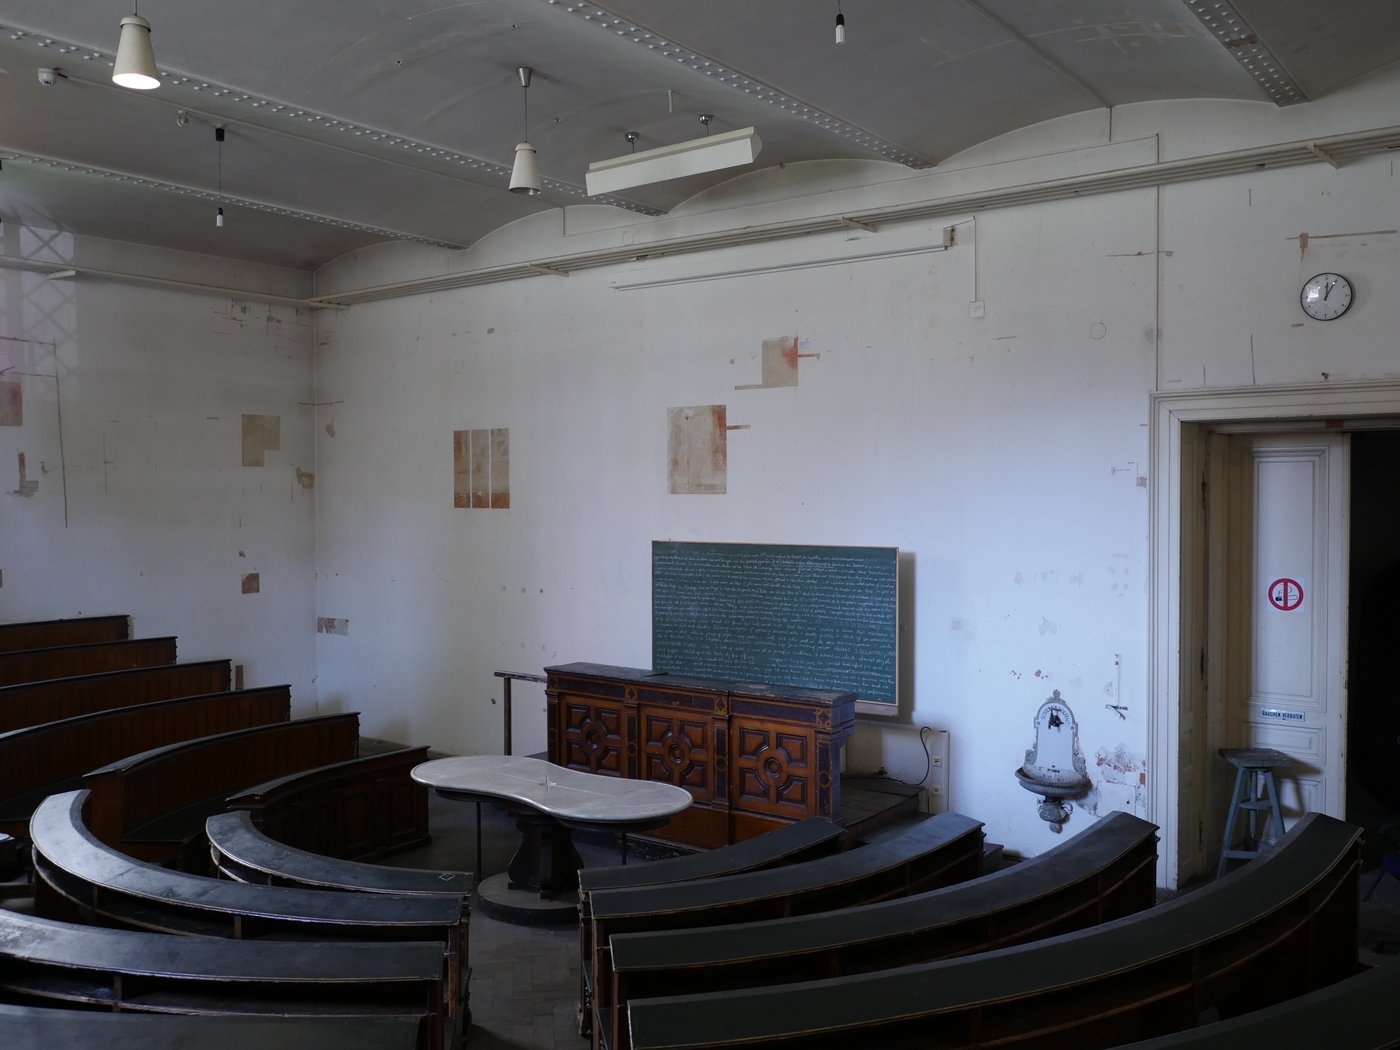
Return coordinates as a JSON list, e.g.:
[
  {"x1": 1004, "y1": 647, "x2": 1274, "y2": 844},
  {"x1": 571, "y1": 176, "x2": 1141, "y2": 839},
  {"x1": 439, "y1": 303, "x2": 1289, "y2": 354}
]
[{"x1": 1323, "y1": 278, "x2": 1334, "y2": 300}]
